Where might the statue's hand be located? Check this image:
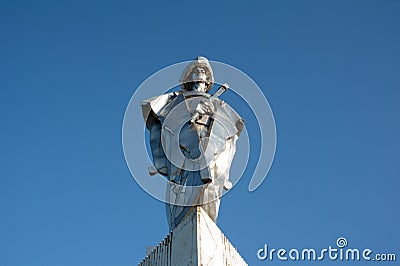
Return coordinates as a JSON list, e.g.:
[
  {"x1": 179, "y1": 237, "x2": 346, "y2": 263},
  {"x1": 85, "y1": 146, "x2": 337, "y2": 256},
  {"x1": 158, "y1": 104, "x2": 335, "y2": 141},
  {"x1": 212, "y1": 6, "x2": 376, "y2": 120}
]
[
  {"x1": 195, "y1": 101, "x2": 214, "y2": 115},
  {"x1": 190, "y1": 101, "x2": 214, "y2": 124}
]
